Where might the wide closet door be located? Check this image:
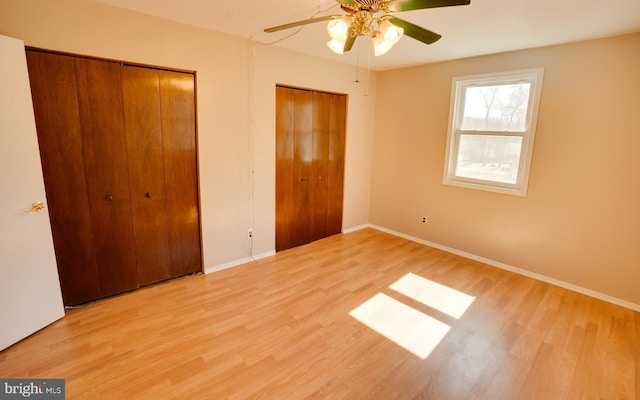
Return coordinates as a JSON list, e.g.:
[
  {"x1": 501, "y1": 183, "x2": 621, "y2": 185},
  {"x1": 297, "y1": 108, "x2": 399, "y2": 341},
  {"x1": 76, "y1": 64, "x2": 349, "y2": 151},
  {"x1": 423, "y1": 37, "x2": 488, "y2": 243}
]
[
  {"x1": 26, "y1": 49, "x2": 201, "y2": 306},
  {"x1": 275, "y1": 86, "x2": 346, "y2": 252}
]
